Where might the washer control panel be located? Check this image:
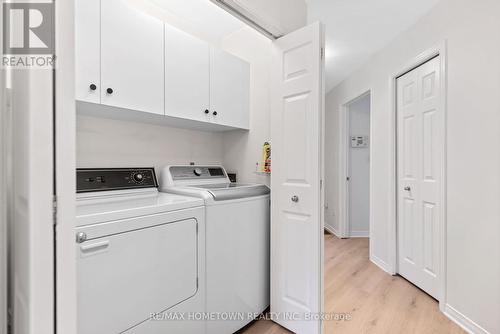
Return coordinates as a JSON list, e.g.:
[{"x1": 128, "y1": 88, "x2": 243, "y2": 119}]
[
  {"x1": 77, "y1": 168, "x2": 157, "y2": 193},
  {"x1": 170, "y1": 166, "x2": 227, "y2": 180}
]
